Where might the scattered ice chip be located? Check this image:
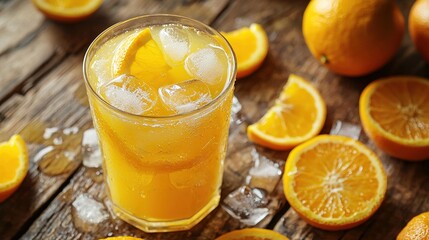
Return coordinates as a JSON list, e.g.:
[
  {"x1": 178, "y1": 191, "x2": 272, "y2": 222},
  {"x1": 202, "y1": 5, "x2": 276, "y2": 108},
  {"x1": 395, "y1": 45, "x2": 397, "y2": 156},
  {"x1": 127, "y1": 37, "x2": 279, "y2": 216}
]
[
  {"x1": 330, "y1": 120, "x2": 362, "y2": 140},
  {"x1": 43, "y1": 127, "x2": 59, "y2": 139},
  {"x1": 63, "y1": 127, "x2": 79, "y2": 135},
  {"x1": 245, "y1": 148, "x2": 282, "y2": 192},
  {"x1": 185, "y1": 47, "x2": 224, "y2": 85},
  {"x1": 98, "y1": 74, "x2": 157, "y2": 115},
  {"x1": 158, "y1": 79, "x2": 212, "y2": 114},
  {"x1": 72, "y1": 194, "x2": 109, "y2": 232},
  {"x1": 82, "y1": 128, "x2": 102, "y2": 168},
  {"x1": 222, "y1": 185, "x2": 270, "y2": 225},
  {"x1": 158, "y1": 26, "x2": 190, "y2": 64}
]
